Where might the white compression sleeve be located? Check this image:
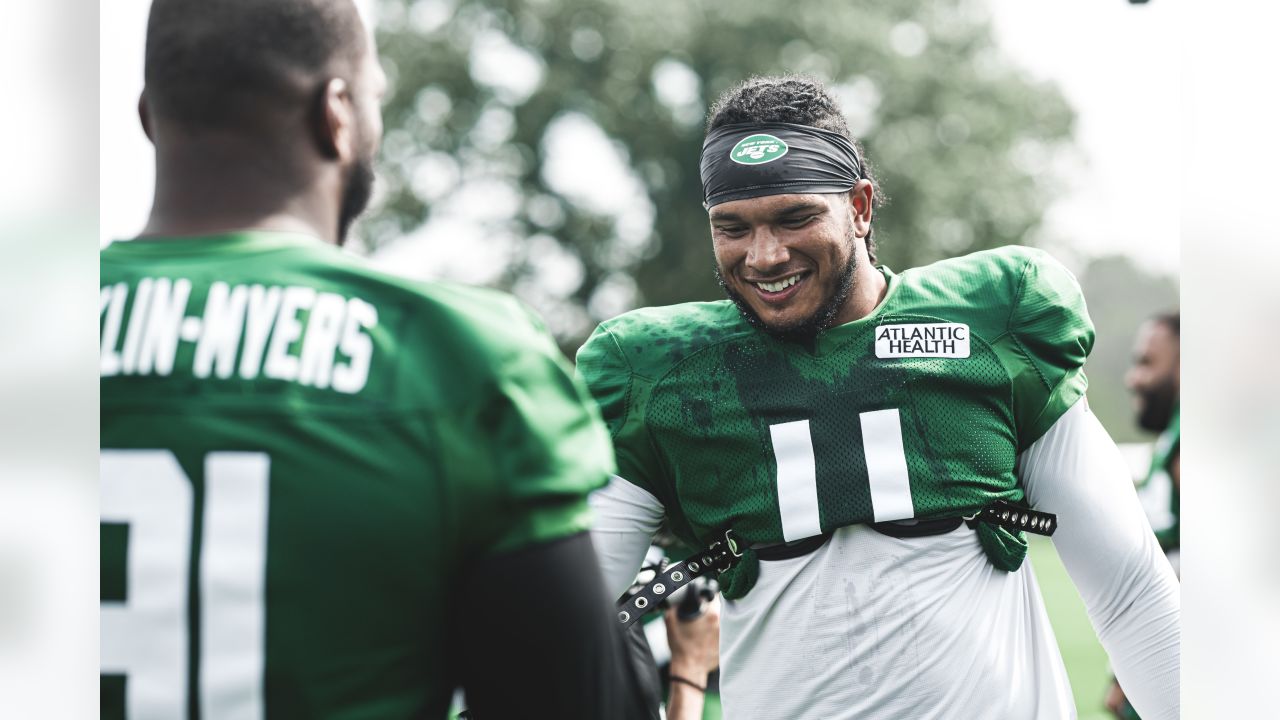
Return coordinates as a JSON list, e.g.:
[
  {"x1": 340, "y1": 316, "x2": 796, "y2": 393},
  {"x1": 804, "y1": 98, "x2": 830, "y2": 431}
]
[
  {"x1": 589, "y1": 475, "x2": 665, "y2": 598},
  {"x1": 1019, "y1": 399, "x2": 1180, "y2": 720}
]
